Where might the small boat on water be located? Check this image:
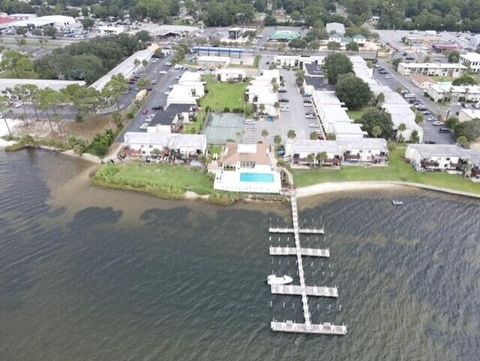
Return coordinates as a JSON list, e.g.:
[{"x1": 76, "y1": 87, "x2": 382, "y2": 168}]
[
  {"x1": 267, "y1": 275, "x2": 293, "y2": 285},
  {"x1": 392, "y1": 200, "x2": 403, "y2": 206}
]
